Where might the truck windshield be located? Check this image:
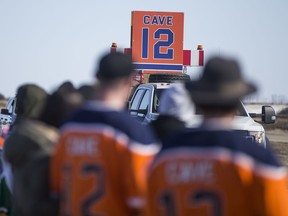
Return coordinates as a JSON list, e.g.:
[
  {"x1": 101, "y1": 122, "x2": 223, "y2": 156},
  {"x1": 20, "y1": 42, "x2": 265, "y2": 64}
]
[{"x1": 154, "y1": 89, "x2": 248, "y2": 116}]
